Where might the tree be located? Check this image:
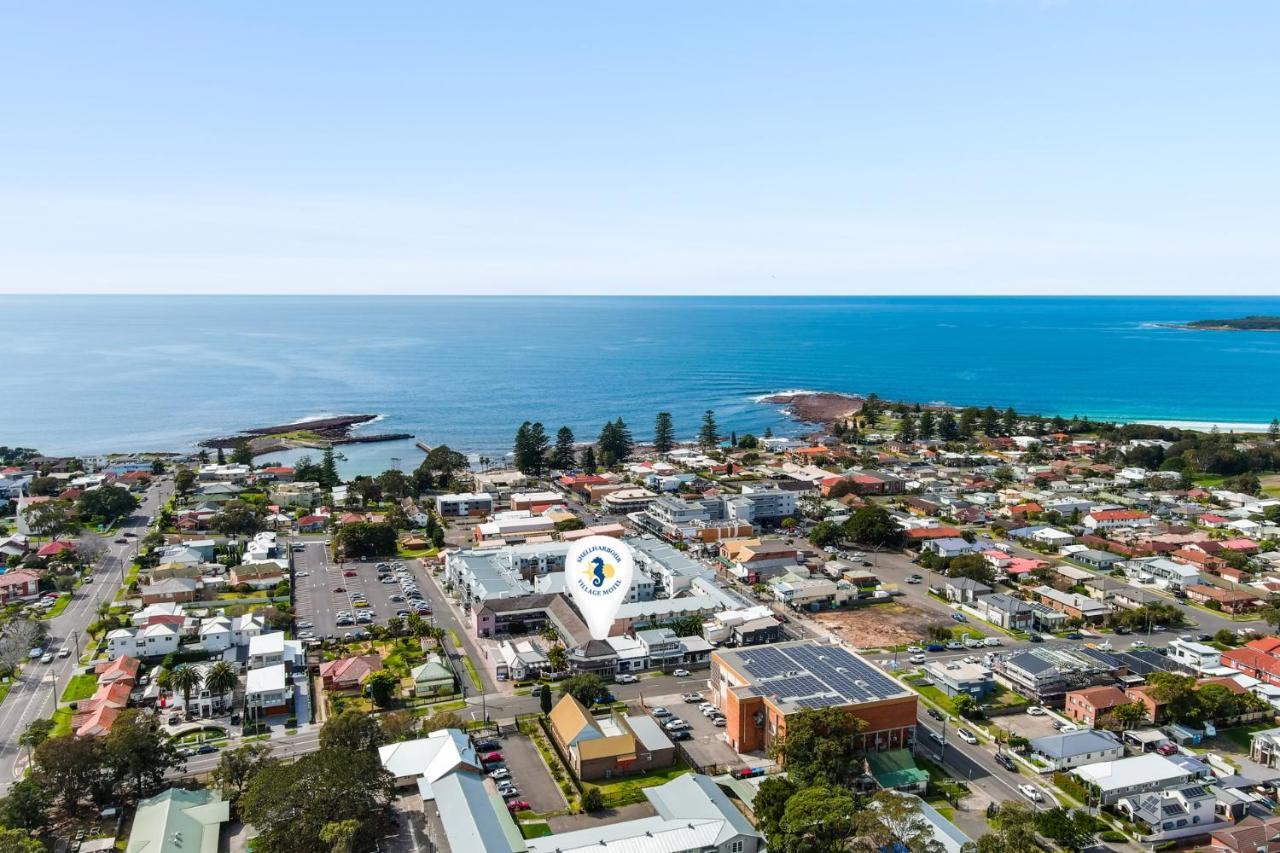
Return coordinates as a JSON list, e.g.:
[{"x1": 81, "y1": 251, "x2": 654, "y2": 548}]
[
  {"x1": 853, "y1": 791, "x2": 944, "y2": 853},
  {"x1": 420, "y1": 445, "x2": 468, "y2": 489},
  {"x1": 17, "y1": 719, "x2": 54, "y2": 760},
  {"x1": 540, "y1": 685, "x2": 554, "y2": 715},
  {"x1": 1270, "y1": 418, "x2": 1280, "y2": 441},
  {"x1": 212, "y1": 742, "x2": 278, "y2": 802},
  {"x1": 971, "y1": 801, "x2": 1040, "y2": 853},
  {"x1": 808, "y1": 520, "x2": 844, "y2": 549},
  {"x1": 653, "y1": 412, "x2": 675, "y2": 454},
  {"x1": 579, "y1": 445, "x2": 597, "y2": 472},
  {"x1": 917, "y1": 411, "x2": 935, "y2": 440},
  {"x1": 952, "y1": 693, "x2": 978, "y2": 718},
  {"x1": 1105, "y1": 701, "x2": 1147, "y2": 730},
  {"x1": 550, "y1": 426, "x2": 577, "y2": 471},
  {"x1": 842, "y1": 505, "x2": 903, "y2": 549},
  {"x1": 581, "y1": 787, "x2": 604, "y2": 812},
  {"x1": 231, "y1": 440, "x2": 254, "y2": 466},
  {"x1": 333, "y1": 522, "x2": 397, "y2": 559},
  {"x1": 896, "y1": 413, "x2": 916, "y2": 442},
  {"x1": 513, "y1": 421, "x2": 550, "y2": 475},
  {"x1": 981, "y1": 406, "x2": 1000, "y2": 436},
  {"x1": 102, "y1": 708, "x2": 180, "y2": 800},
  {"x1": 420, "y1": 711, "x2": 465, "y2": 734},
  {"x1": 364, "y1": 670, "x2": 399, "y2": 708},
  {"x1": 74, "y1": 532, "x2": 109, "y2": 566},
  {"x1": 1034, "y1": 807, "x2": 1096, "y2": 852},
  {"x1": 1145, "y1": 671, "x2": 1199, "y2": 723},
  {"x1": 753, "y1": 775, "x2": 796, "y2": 842},
  {"x1": 768, "y1": 707, "x2": 866, "y2": 788},
  {"x1": 375, "y1": 469, "x2": 412, "y2": 501},
  {"x1": 238, "y1": 748, "x2": 394, "y2": 853},
  {"x1": 214, "y1": 500, "x2": 263, "y2": 536},
  {"x1": 0, "y1": 777, "x2": 51, "y2": 832},
  {"x1": 33, "y1": 734, "x2": 101, "y2": 811},
  {"x1": 22, "y1": 500, "x2": 75, "y2": 538},
  {"x1": 319, "y1": 447, "x2": 340, "y2": 488},
  {"x1": 379, "y1": 710, "x2": 419, "y2": 743},
  {"x1": 597, "y1": 419, "x2": 634, "y2": 467},
  {"x1": 699, "y1": 409, "x2": 719, "y2": 450},
  {"x1": 773, "y1": 785, "x2": 857, "y2": 853},
  {"x1": 25, "y1": 476, "x2": 59, "y2": 497},
  {"x1": 78, "y1": 484, "x2": 139, "y2": 522},
  {"x1": 559, "y1": 673, "x2": 611, "y2": 706},
  {"x1": 1002, "y1": 406, "x2": 1018, "y2": 435},
  {"x1": 946, "y1": 553, "x2": 996, "y2": 585},
  {"x1": 320, "y1": 710, "x2": 385, "y2": 753},
  {"x1": 319, "y1": 818, "x2": 361, "y2": 853},
  {"x1": 205, "y1": 660, "x2": 239, "y2": 707},
  {"x1": 169, "y1": 664, "x2": 203, "y2": 710},
  {"x1": 738, "y1": 433, "x2": 759, "y2": 450},
  {"x1": 958, "y1": 408, "x2": 978, "y2": 438},
  {"x1": 0, "y1": 829, "x2": 43, "y2": 853},
  {"x1": 0, "y1": 620, "x2": 51, "y2": 675}
]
